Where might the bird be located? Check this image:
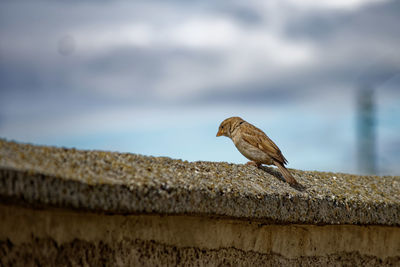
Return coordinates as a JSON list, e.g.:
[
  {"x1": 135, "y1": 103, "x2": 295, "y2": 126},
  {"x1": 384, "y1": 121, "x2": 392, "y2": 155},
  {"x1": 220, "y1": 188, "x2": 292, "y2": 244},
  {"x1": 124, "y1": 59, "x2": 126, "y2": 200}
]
[{"x1": 216, "y1": 116, "x2": 298, "y2": 186}]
